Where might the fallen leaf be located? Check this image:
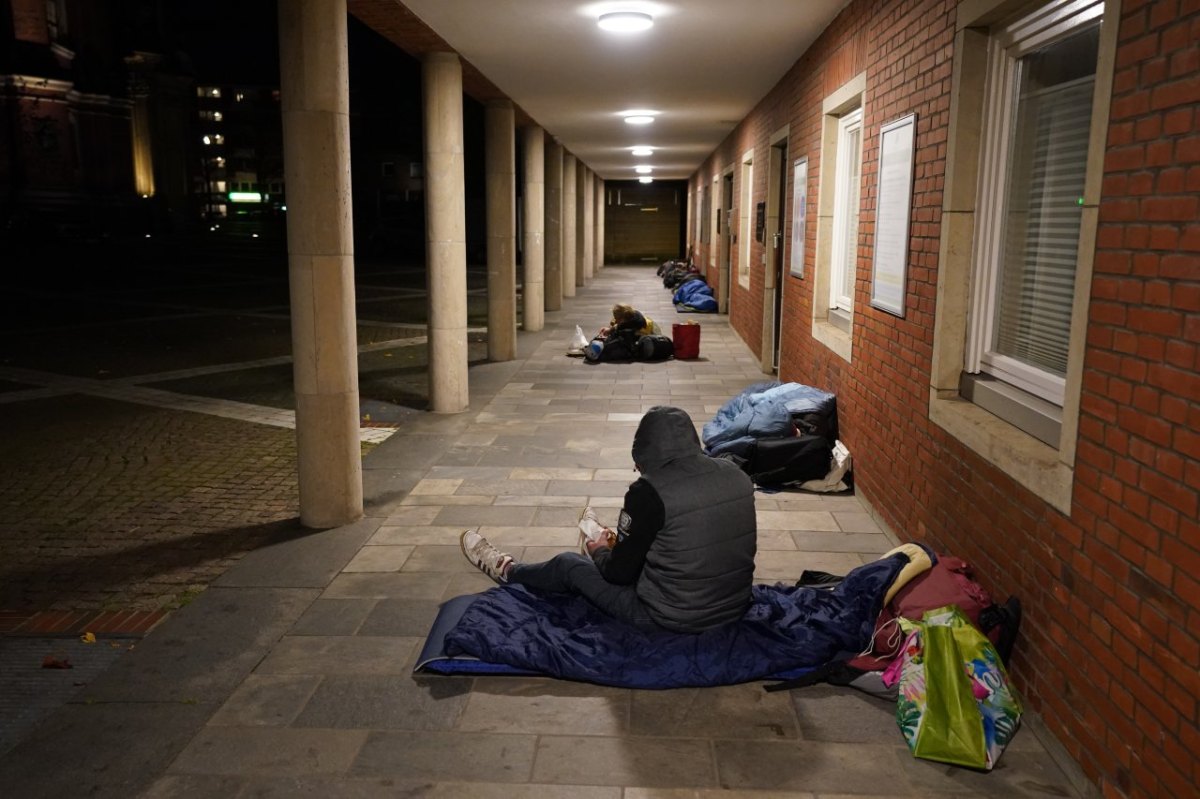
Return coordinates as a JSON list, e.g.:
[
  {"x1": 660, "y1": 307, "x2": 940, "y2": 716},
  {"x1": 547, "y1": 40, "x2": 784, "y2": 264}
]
[{"x1": 80, "y1": 632, "x2": 96, "y2": 644}]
